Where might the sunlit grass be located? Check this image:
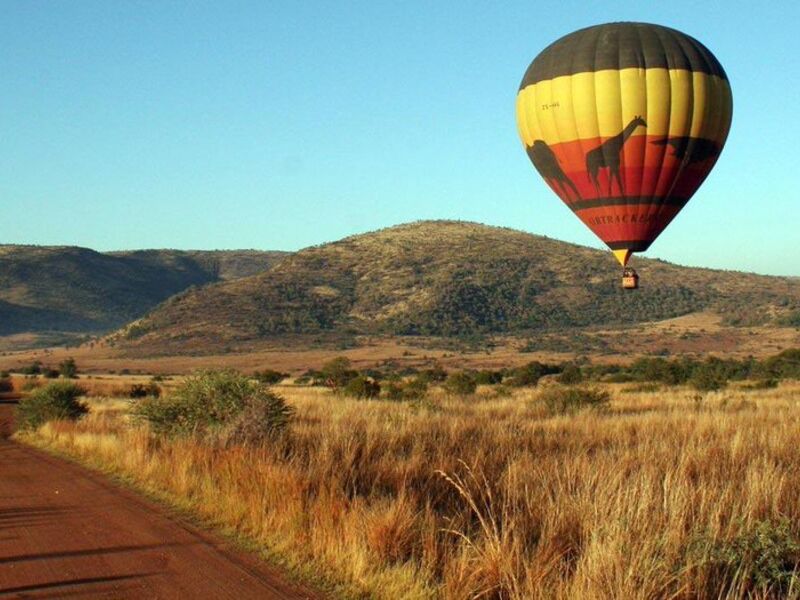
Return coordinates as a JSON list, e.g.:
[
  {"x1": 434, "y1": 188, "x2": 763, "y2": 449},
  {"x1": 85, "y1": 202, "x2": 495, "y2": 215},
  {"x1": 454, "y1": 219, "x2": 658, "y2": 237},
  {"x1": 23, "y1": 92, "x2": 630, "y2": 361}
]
[{"x1": 20, "y1": 381, "x2": 800, "y2": 599}]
